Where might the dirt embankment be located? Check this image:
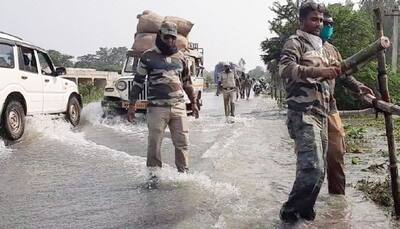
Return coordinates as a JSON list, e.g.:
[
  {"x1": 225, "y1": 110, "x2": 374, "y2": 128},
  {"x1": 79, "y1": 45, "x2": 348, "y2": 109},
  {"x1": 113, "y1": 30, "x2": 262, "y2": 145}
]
[{"x1": 343, "y1": 115, "x2": 400, "y2": 214}]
